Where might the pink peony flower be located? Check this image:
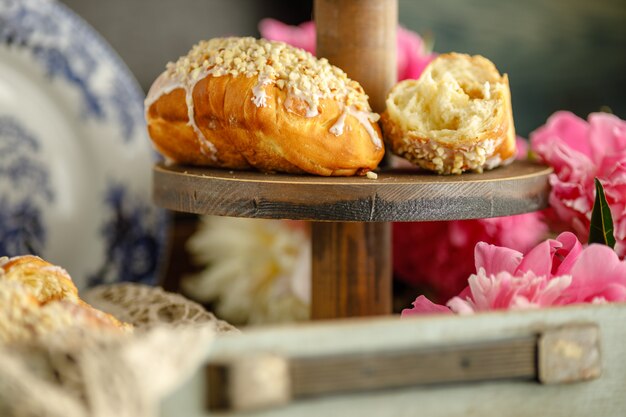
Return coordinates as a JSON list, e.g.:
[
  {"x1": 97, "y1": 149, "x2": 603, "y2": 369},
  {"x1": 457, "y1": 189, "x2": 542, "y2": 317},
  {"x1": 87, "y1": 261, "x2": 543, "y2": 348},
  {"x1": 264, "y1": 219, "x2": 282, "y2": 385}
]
[
  {"x1": 394, "y1": 213, "x2": 547, "y2": 302},
  {"x1": 530, "y1": 111, "x2": 626, "y2": 258},
  {"x1": 393, "y1": 137, "x2": 542, "y2": 301},
  {"x1": 516, "y1": 136, "x2": 529, "y2": 159},
  {"x1": 258, "y1": 19, "x2": 436, "y2": 81},
  {"x1": 402, "y1": 295, "x2": 452, "y2": 316},
  {"x1": 558, "y1": 244, "x2": 626, "y2": 303},
  {"x1": 395, "y1": 26, "x2": 435, "y2": 80},
  {"x1": 401, "y1": 232, "x2": 626, "y2": 316},
  {"x1": 258, "y1": 19, "x2": 316, "y2": 54}
]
